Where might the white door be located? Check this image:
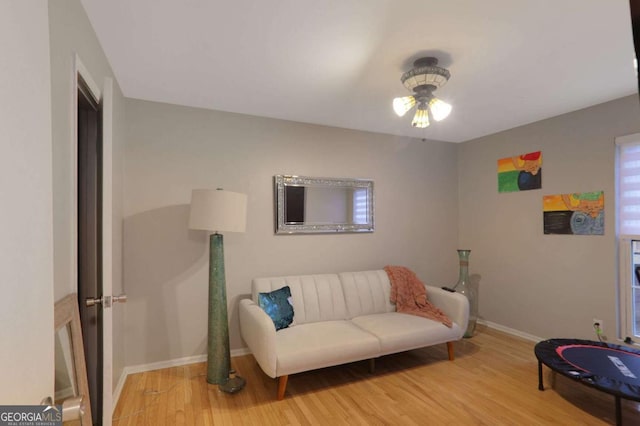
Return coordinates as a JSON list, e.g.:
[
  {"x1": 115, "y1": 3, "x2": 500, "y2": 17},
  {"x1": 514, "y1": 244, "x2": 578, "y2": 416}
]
[
  {"x1": 101, "y1": 76, "x2": 118, "y2": 426},
  {"x1": 75, "y1": 60, "x2": 122, "y2": 424}
]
